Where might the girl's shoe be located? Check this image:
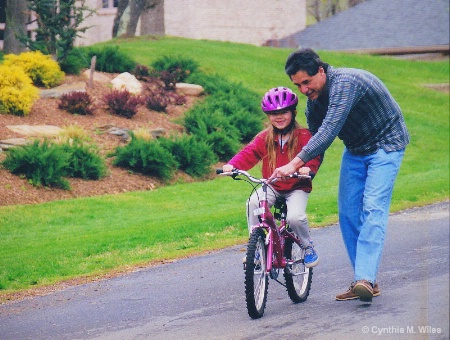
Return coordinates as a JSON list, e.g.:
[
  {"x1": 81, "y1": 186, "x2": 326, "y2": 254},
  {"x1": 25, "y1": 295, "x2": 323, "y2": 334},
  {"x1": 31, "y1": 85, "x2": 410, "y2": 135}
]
[{"x1": 304, "y1": 246, "x2": 319, "y2": 268}]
